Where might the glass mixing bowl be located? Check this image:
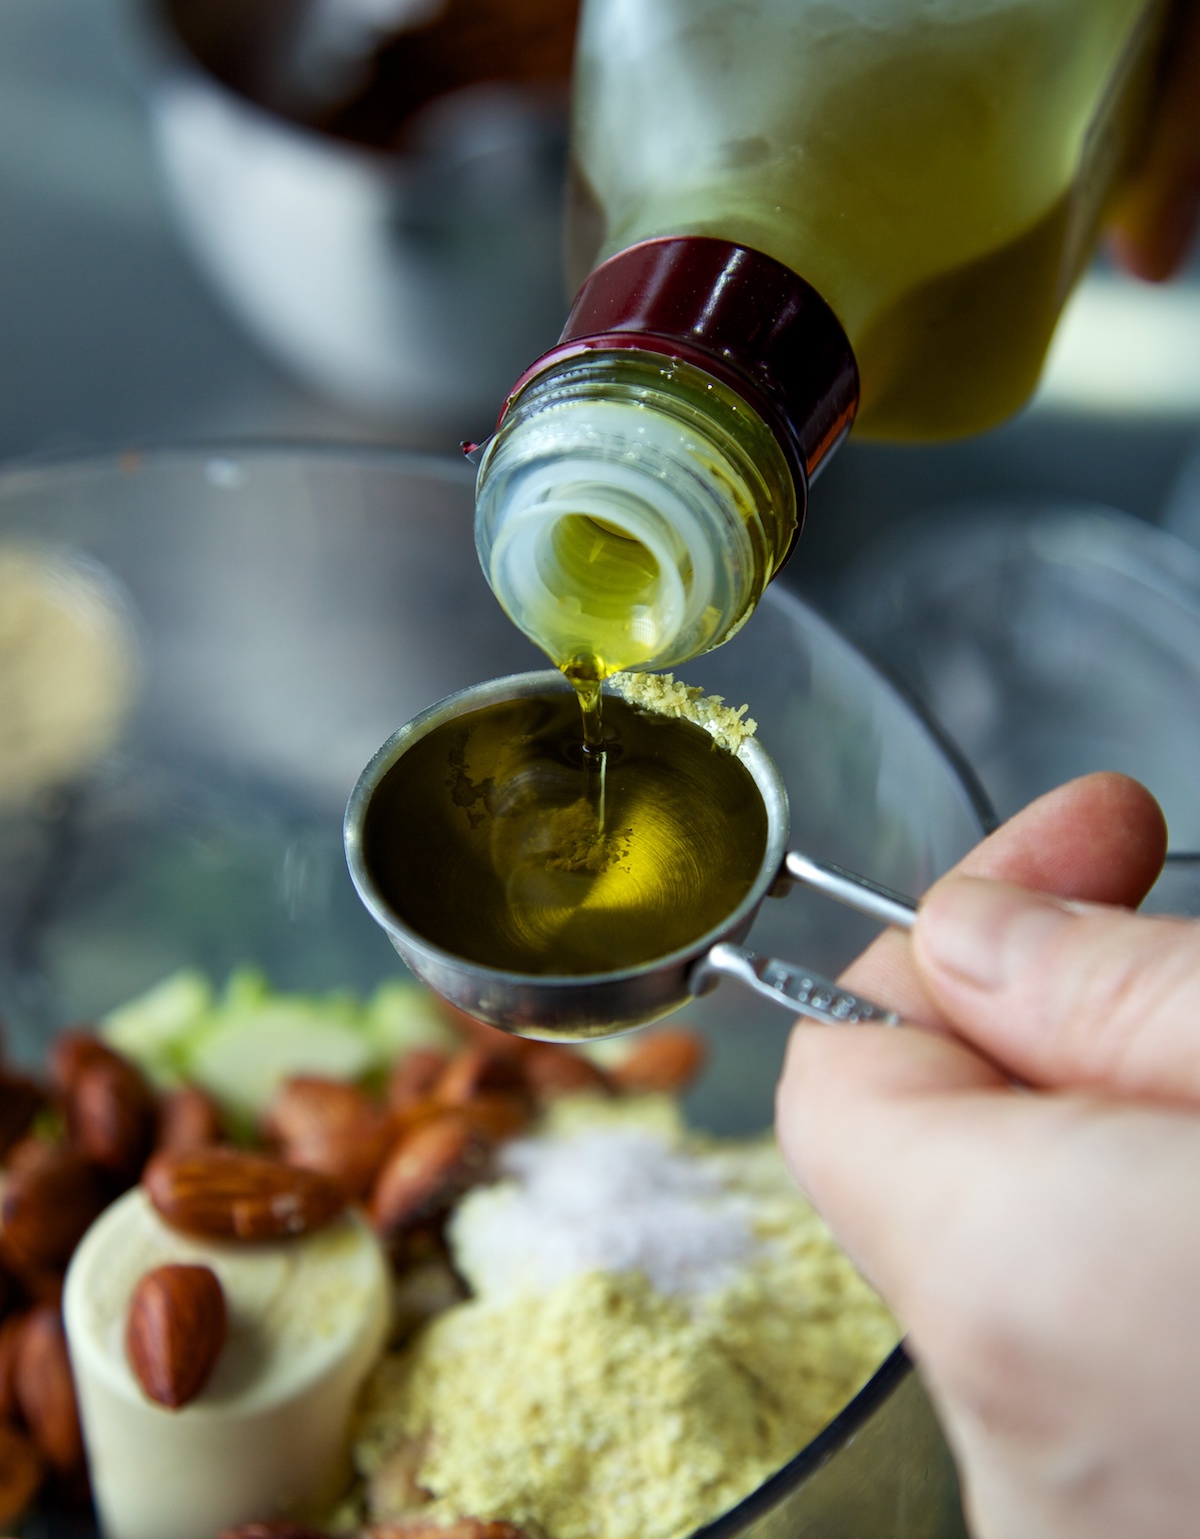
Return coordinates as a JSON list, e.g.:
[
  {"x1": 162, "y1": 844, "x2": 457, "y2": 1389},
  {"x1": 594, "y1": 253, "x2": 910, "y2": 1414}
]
[
  {"x1": 0, "y1": 447, "x2": 982, "y2": 1539},
  {"x1": 839, "y1": 502, "x2": 1200, "y2": 917}
]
